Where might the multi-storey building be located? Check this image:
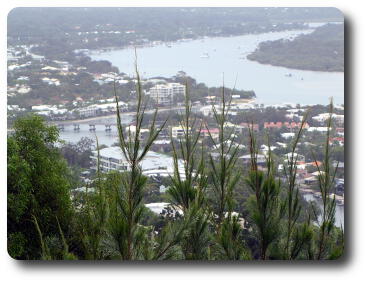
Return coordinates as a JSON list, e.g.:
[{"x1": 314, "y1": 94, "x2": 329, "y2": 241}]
[
  {"x1": 90, "y1": 146, "x2": 185, "y2": 178},
  {"x1": 148, "y1": 83, "x2": 185, "y2": 106},
  {"x1": 171, "y1": 125, "x2": 191, "y2": 139}
]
